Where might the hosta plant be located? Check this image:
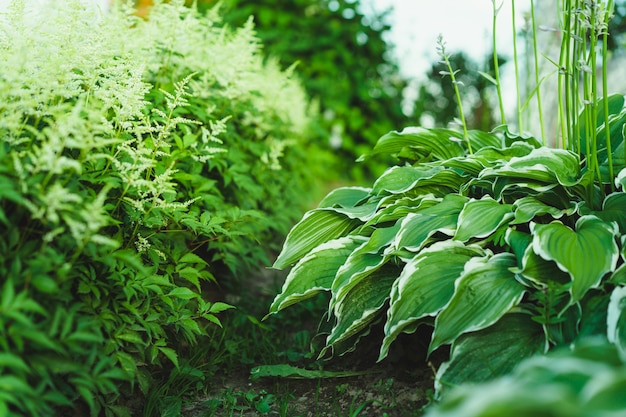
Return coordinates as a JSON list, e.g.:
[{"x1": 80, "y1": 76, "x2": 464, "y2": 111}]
[{"x1": 268, "y1": 0, "x2": 626, "y2": 396}]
